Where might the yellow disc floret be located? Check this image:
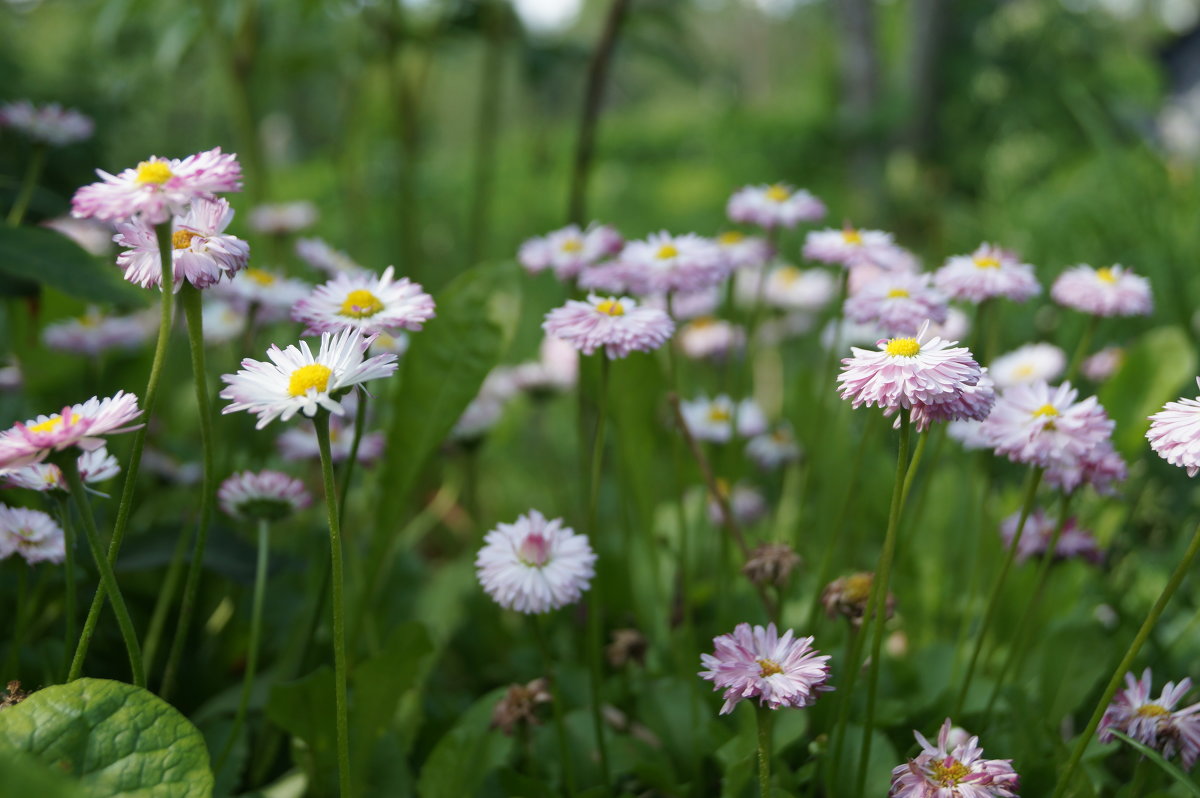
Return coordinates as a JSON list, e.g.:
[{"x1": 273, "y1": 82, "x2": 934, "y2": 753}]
[
  {"x1": 757, "y1": 659, "x2": 784, "y2": 677},
  {"x1": 1137, "y1": 704, "x2": 1169, "y2": 717},
  {"x1": 28, "y1": 413, "x2": 80, "y2": 434},
  {"x1": 765, "y1": 184, "x2": 790, "y2": 202},
  {"x1": 885, "y1": 338, "x2": 920, "y2": 357},
  {"x1": 245, "y1": 269, "x2": 276, "y2": 286},
  {"x1": 172, "y1": 229, "x2": 200, "y2": 250},
  {"x1": 288, "y1": 364, "x2": 333, "y2": 397},
  {"x1": 886, "y1": 288, "x2": 910, "y2": 299},
  {"x1": 595, "y1": 299, "x2": 625, "y2": 316},
  {"x1": 1033, "y1": 404, "x2": 1059, "y2": 418},
  {"x1": 135, "y1": 160, "x2": 173, "y2": 185},
  {"x1": 708, "y1": 406, "x2": 732, "y2": 423},
  {"x1": 1097, "y1": 267, "x2": 1117, "y2": 284},
  {"x1": 842, "y1": 229, "x2": 863, "y2": 245},
  {"x1": 930, "y1": 759, "x2": 971, "y2": 785},
  {"x1": 973, "y1": 256, "x2": 1001, "y2": 269},
  {"x1": 656, "y1": 243, "x2": 679, "y2": 260},
  {"x1": 775, "y1": 266, "x2": 801, "y2": 284},
  {"x1": 339, "y1": 289, "x2": 385, "y2": 319},
  {"x1": 561, "y1": 238, "x2": 583, "y2": 253},
  {"x1": 719, "y1": 231, "x2": 745, "y2": 245}
]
